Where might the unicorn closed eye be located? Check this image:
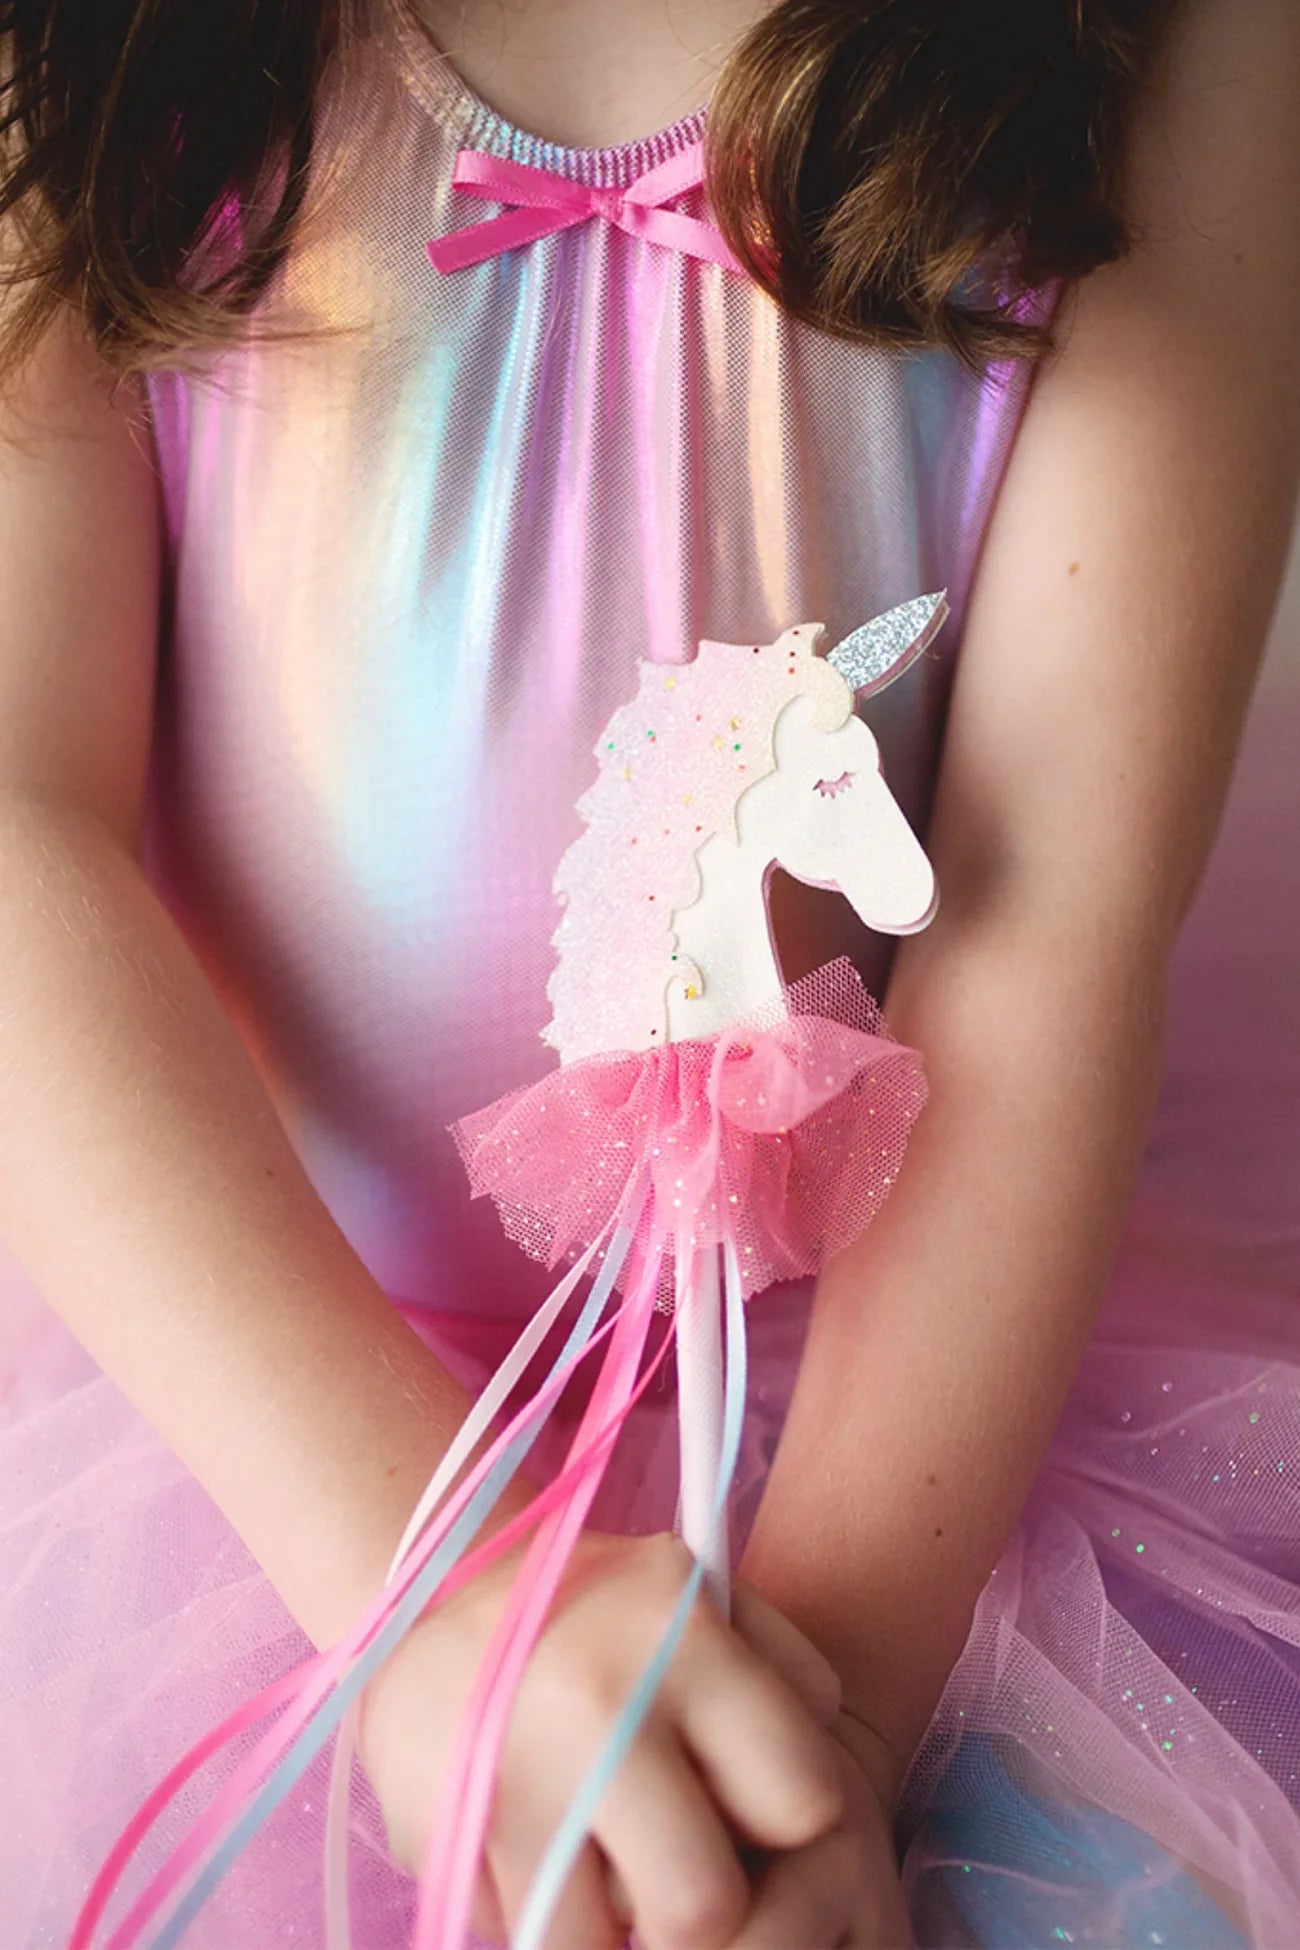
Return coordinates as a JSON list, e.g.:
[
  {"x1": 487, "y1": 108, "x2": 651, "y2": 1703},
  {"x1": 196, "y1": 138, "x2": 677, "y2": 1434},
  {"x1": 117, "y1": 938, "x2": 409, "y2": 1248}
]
[{"x1": 89, "y1": 595, "x2": 950, "y2": 1950}]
